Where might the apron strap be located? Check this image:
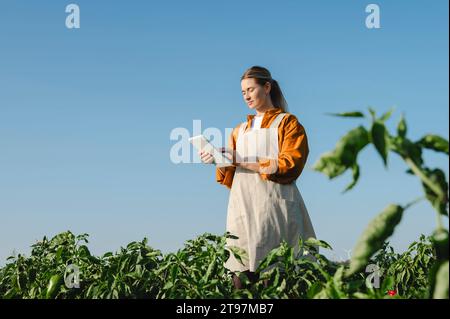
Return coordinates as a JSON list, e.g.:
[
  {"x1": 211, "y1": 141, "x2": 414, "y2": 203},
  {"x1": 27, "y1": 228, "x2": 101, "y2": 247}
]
[
  {"x1": 269, "y1": 113, "x2": 287, "y2": 129},
  {"x1": 237, "y1": 121, "x2": 247, "y2": 139}
]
